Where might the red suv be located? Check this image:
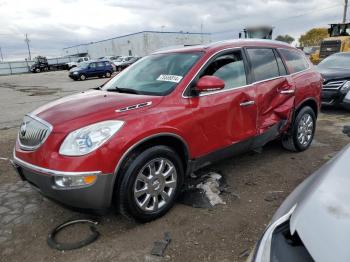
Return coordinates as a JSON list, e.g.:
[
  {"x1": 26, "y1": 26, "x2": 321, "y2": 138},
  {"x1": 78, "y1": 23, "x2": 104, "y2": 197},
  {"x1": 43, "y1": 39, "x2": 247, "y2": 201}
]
[{"x1": 12, "y1": 40, "x2": 322, "y2": 222}]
